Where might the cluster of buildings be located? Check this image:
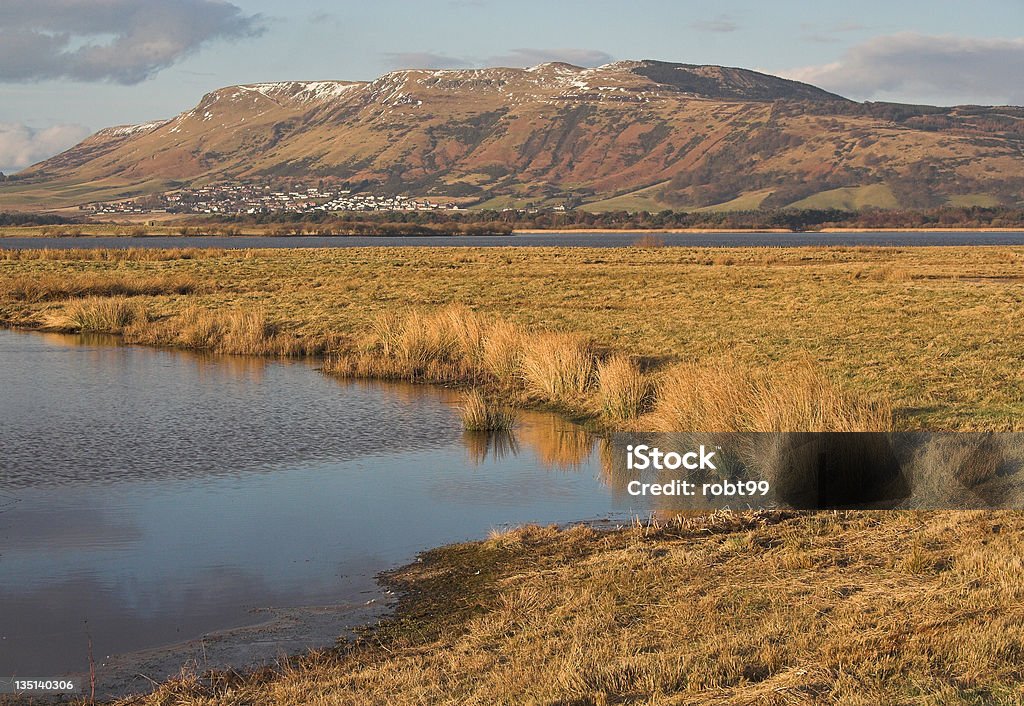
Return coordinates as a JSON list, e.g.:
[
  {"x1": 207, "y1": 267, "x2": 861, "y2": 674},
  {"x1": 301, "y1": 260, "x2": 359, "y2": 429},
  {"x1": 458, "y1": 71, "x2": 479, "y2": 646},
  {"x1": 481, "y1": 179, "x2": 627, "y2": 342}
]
[{"x1": 85, "y1": 184, "x2": 461, "y2": 215}]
